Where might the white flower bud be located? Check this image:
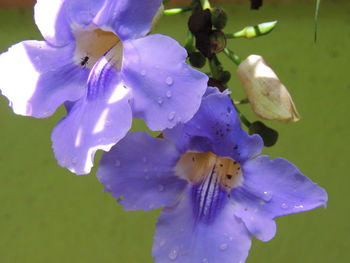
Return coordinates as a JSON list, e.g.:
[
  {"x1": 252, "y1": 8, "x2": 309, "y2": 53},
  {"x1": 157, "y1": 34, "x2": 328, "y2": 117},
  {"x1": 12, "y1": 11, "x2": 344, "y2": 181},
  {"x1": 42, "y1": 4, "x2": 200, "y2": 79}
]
[{"x1": 237, "y1": 55, "x2": 301, "y2": 123}]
